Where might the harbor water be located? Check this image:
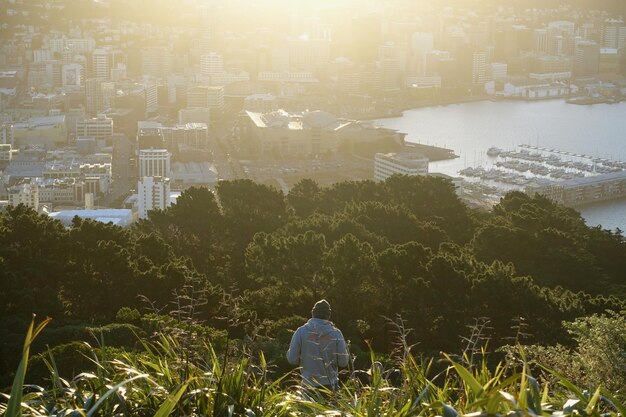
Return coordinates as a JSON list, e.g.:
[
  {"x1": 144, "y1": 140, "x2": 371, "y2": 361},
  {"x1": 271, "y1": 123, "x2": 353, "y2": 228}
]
[{"x1": 374, "y1": 100, "x2": 626, "y2": 231}]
